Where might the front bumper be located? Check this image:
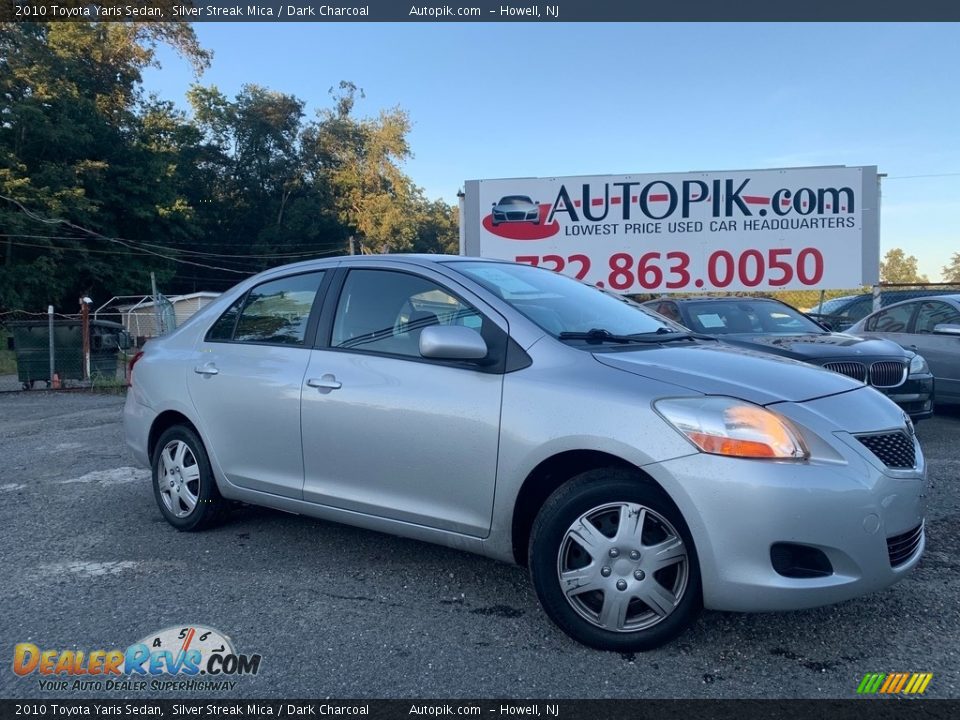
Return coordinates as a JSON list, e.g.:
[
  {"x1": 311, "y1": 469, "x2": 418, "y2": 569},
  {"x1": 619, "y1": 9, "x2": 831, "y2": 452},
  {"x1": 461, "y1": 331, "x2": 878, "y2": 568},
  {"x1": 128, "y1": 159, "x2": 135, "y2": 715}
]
[
  {"x1": 881, "y1": 373, "x2": 934, "y2": 421},
  {"x1": 645, "y1": 434, "x2": 925, "y2": 612}
]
